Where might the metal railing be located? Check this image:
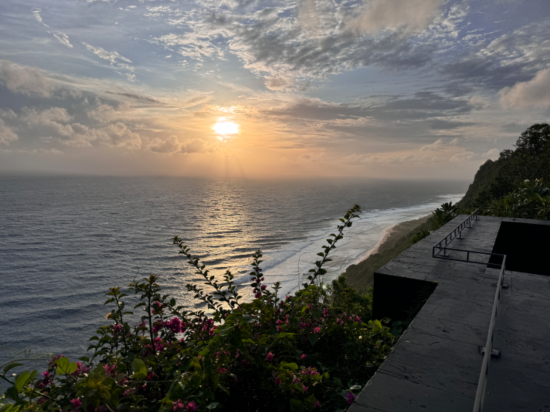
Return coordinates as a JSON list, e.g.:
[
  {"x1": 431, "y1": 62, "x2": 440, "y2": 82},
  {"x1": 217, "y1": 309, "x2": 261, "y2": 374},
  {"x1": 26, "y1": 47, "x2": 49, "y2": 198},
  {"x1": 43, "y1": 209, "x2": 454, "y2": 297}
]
[
  {"x1": 430, "y1": 212, "x2": 507, "y2": 412},
  {"x1": 472, "y1": 255, "x2": 506, "y2": 412},
  {"x1": 432, "y1": 209, "x2": 479, "y2": 258}
]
